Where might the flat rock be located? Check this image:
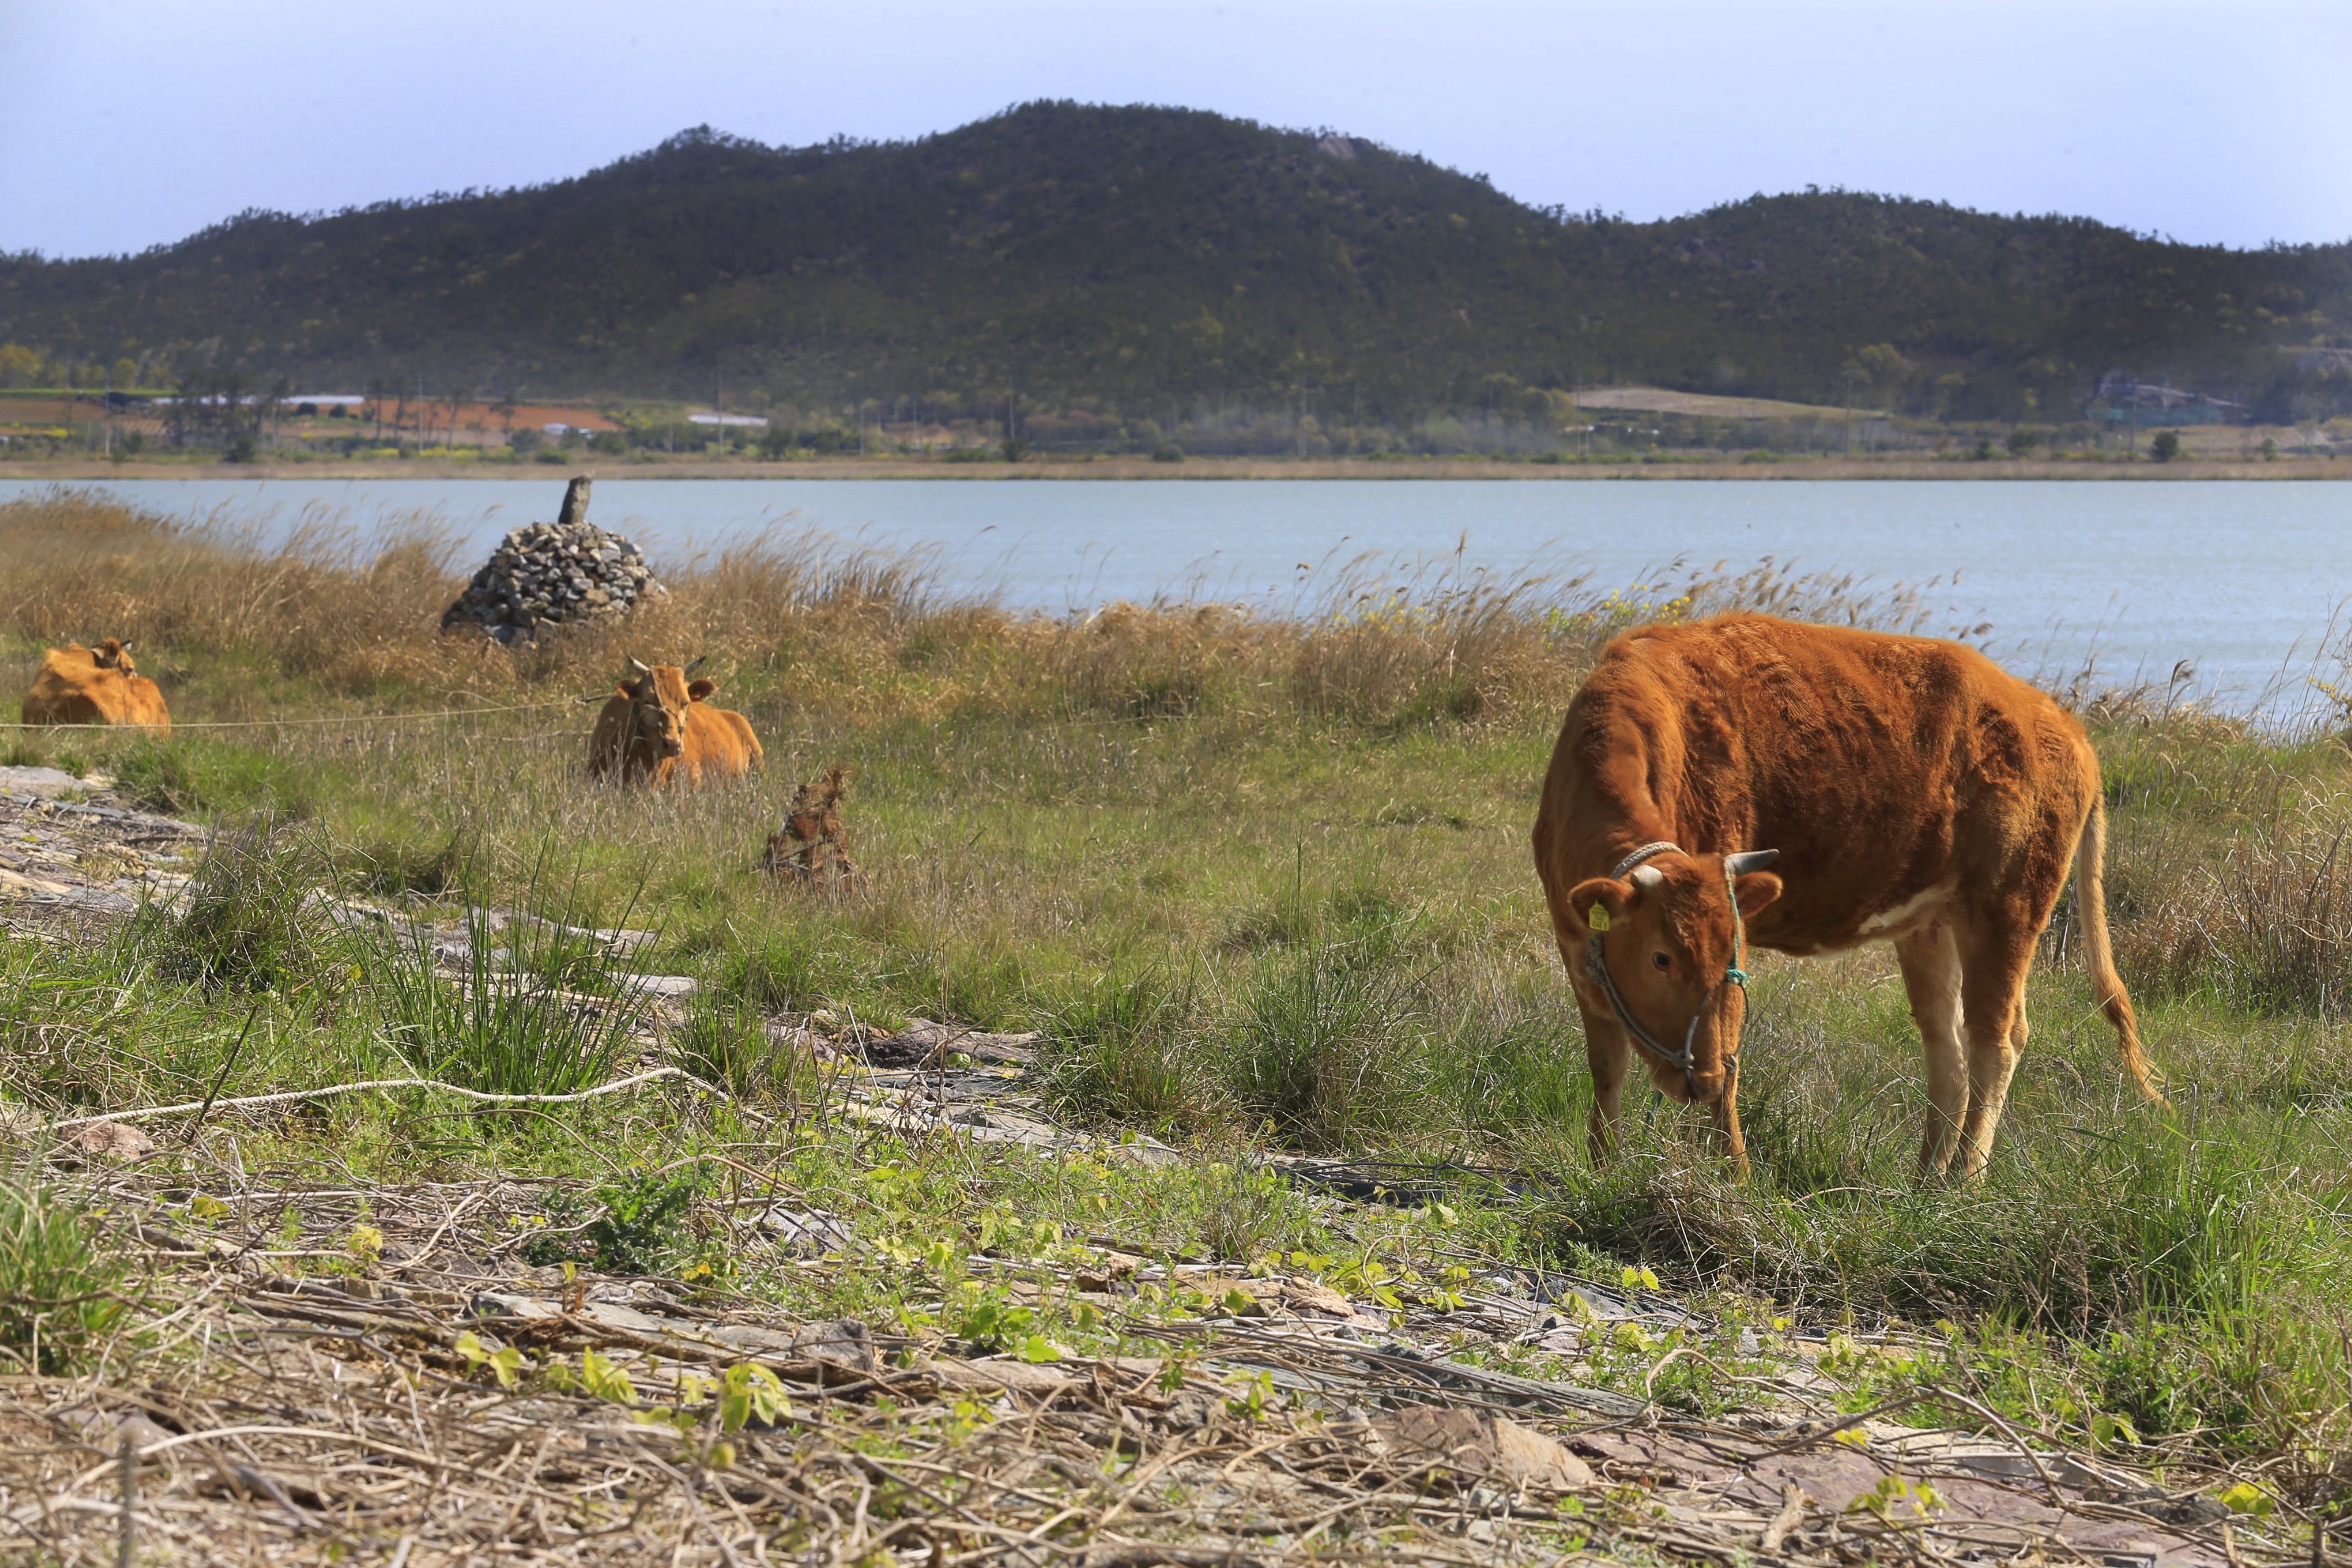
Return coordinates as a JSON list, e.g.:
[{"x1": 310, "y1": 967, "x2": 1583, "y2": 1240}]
[
  {"x1": 1578, "y1": 1426, "x2": 2231, "y2": 1567},
  {"x1": 789, "y1": 1318, "x2": 877, "y2": 1374},
  {"x1": 863, "y1": 1017, "x2": 1038, "y2": 1068},
  {"x1": 1074, "y1": 1251, "x2": 1143, "y2": 1293},
  {"x1": 1368, "y1": 1343, "x2": 1646, "y2": 1418},
  {"x1": 751, "y1": 1207, "x2": 853, "y2": 1256},
  {"x1": 700, "y1": 1324, "x2": 806, "y2": 1356},
  {"x1": 1375, "y1": 1407, "x2": 1595, "y2": 1492},
  {"x1": 1283, "y1": 1277, "x2": 1356, "y2": 1318},
  {"x1": 0, "y1": 766, "x2": 95, "y2": 798},
  {"x1": 617, "y1": 974, "x2": 698, "y2": 998},
  {"x1": 924, "y1": 1357, "x2": 1075, "y2": 1394},
  {"x1": 575, "y1": 1300, "x2": 680, "y2": 1337},
  {"x1": 477, "y1": 909, "x2": 659, "y2": 953},
  {"x1": 61, "y1": 1120, "x2": 158, "y2": 1161}
]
